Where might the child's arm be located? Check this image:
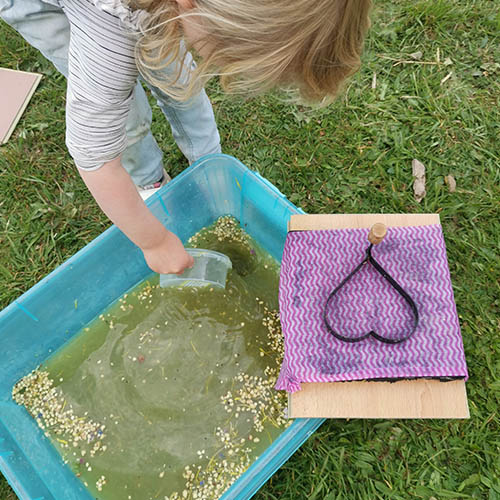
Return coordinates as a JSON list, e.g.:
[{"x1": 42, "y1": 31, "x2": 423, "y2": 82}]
[{"x1": 79, "y1": 157, "x2": 194, "y2": 275}]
